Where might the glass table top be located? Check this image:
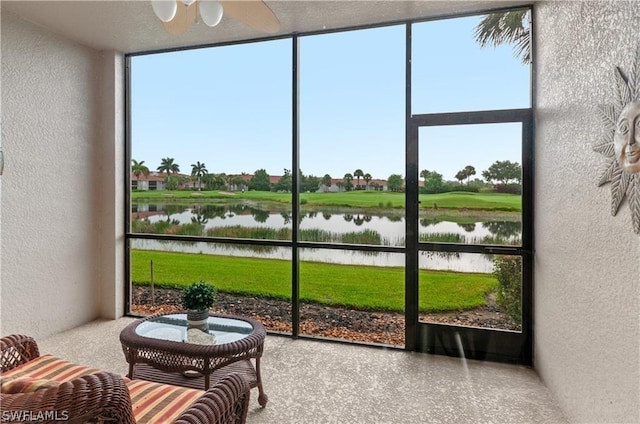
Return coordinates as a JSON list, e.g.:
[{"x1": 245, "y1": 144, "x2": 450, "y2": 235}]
[{"x1": 135, "y1": 313, "x2": 254, "y2": 346}]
